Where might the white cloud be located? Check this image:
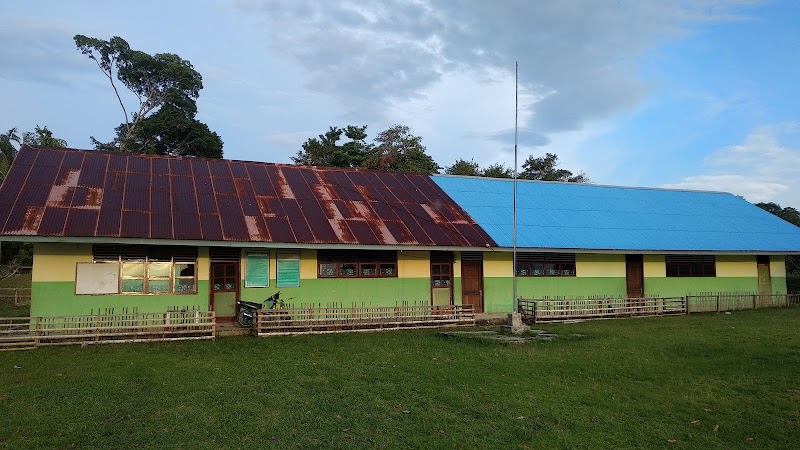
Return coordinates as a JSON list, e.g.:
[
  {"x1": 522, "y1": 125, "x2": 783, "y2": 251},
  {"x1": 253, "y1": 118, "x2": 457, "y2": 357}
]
[{"x1": 663, "y1": 124, "x2": 800, "y2": 206}]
